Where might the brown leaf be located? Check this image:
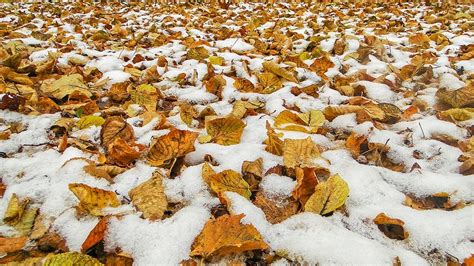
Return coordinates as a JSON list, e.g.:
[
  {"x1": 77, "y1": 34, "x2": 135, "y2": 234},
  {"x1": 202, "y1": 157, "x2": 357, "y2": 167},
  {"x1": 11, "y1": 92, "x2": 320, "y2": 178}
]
[
  {"x1": 373, "y1": 213, "x2": 409, "y2": 240},
  {"x1": 100, "y1": 116, "x2": 135, "y2": 148},
  {"x1": 107, "y1": 138, "x2": 143, "y2": 167},
  {"x1": 0, "y1": 236, "x2": 28, "y2": 253},
  {"x1": 310, "y1": 55, "x2": 334, "y2": 79},
  {"x1": 264, "y1": 122, "x2": 284, "y2": 156},
  {"x1": 253, "y1": 192, "x2": 298, "y2": 224},
  {"x1": 242, "y1": 158, "x2": 263, "y2": 191},
  {"x1": 205, "y1": 75, "x2": 226, "y2": 97},
  {"x1": 147, "y1": 128, "x2": 198, "y2": 167},
  {"x1": 205, "y1": 116, "x2": 245, "y2": 146},
  {"x1": 190, "y1": 214, "x2": 268, "y2": 258}
]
